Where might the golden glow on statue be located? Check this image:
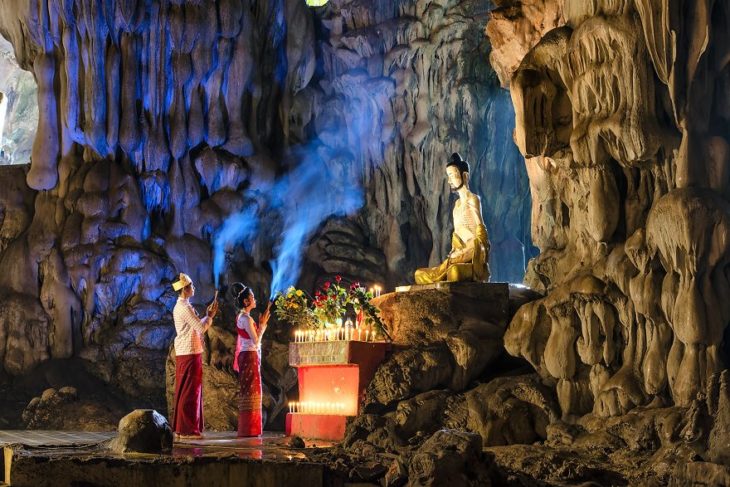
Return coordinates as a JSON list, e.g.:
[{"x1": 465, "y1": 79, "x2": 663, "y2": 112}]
[
  {"x1": 305, "y1": 0, "x2": 329, "y2": 6},
  {"x1": 415, "y1": 153, "x2": 491, "y2": 284}
]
